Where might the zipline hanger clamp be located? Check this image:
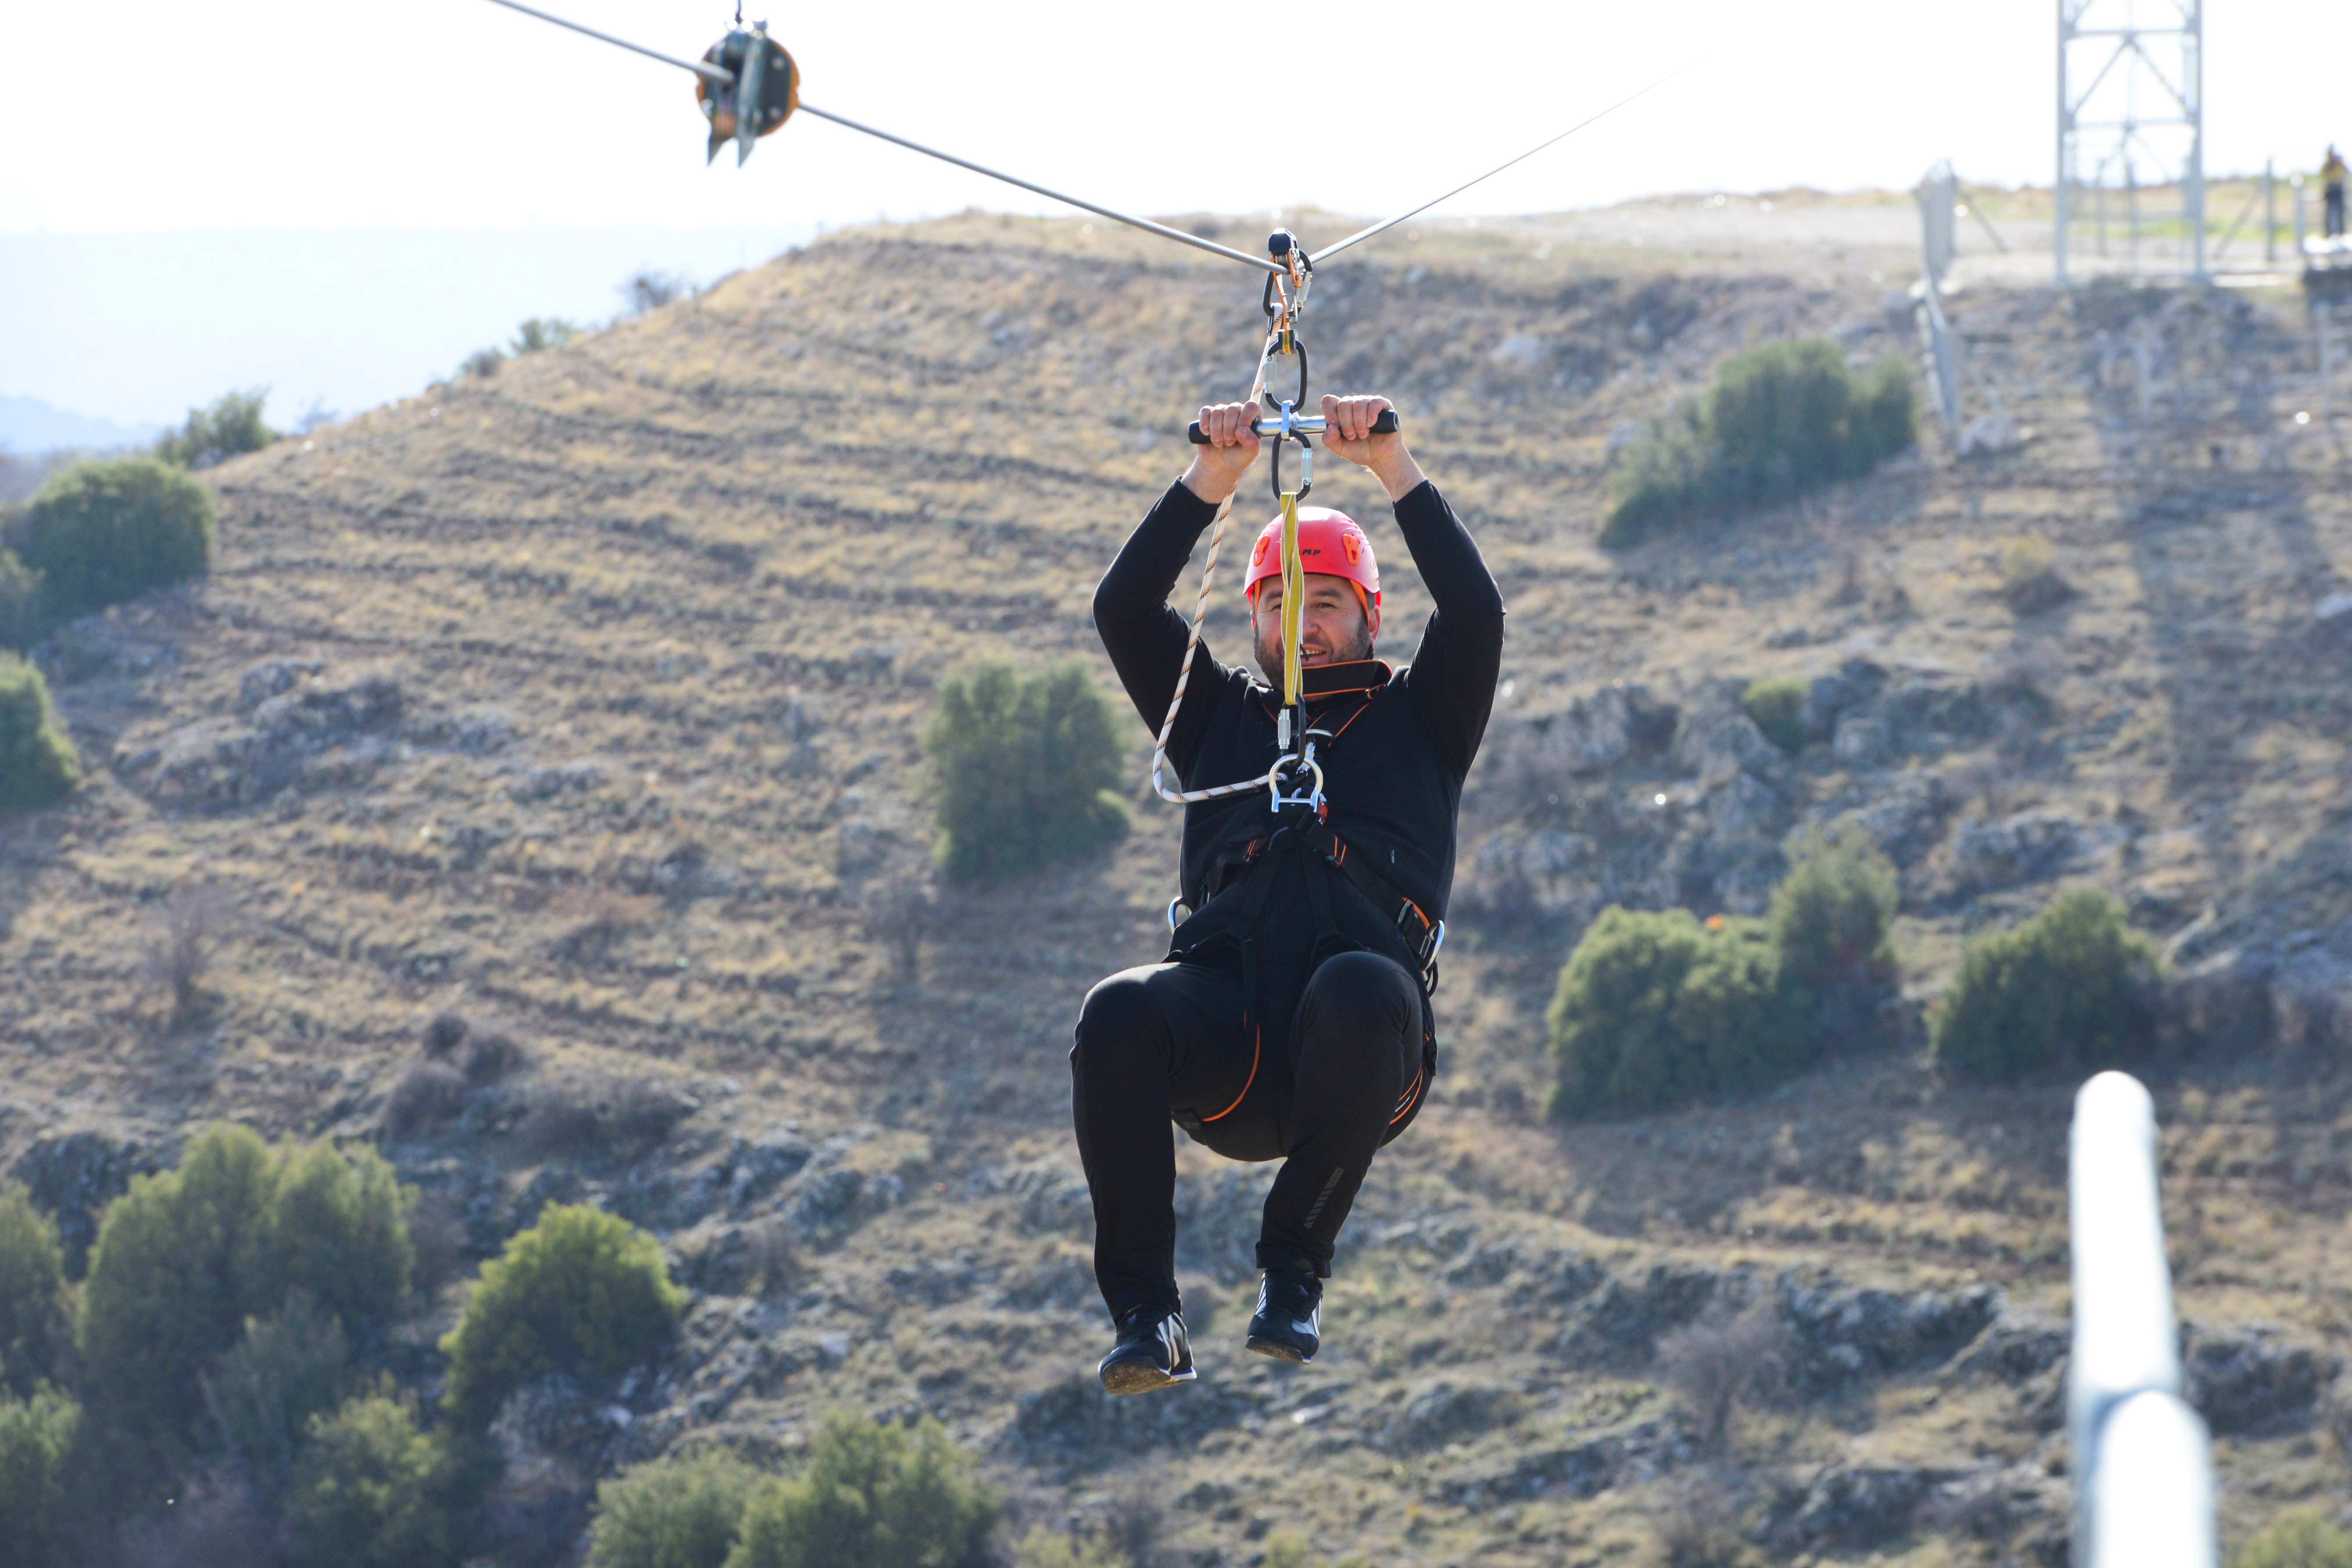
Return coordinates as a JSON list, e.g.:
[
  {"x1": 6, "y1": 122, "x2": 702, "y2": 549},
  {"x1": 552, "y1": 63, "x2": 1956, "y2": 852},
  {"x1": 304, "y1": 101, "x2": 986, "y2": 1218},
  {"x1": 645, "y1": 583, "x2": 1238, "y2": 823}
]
[{"x1": 697, "y1": 21, "x2": 798, "y2": 165}]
